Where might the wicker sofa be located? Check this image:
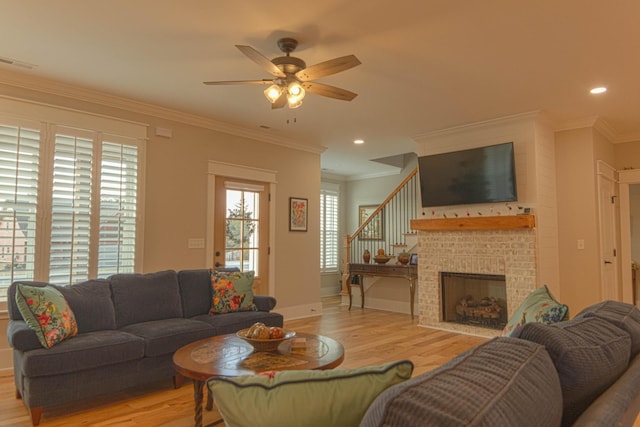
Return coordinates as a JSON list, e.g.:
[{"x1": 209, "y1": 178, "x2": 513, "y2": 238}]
[{"x1": 6, "y1": 269, "x2": 283, "y2": 426}]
